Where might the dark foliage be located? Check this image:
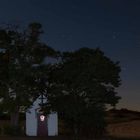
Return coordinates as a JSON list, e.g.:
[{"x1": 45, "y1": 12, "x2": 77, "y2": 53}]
[{"x1": 46, "y1": 48, "x2": 121, "y2": 139}]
